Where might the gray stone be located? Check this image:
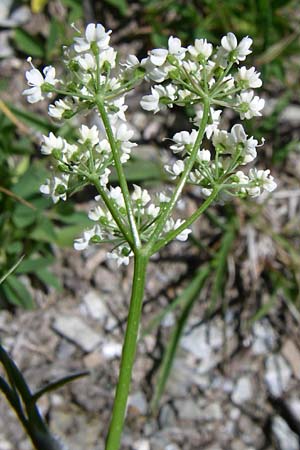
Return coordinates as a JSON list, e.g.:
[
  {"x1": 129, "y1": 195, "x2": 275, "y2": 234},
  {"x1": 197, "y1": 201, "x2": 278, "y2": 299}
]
[
  {"x1": 252, "y1": 320, "x2": 276, "y2": 355},
  {"x1": 82, "y1": 290, "x2": 108, "y2": 321},
  {"x1": 265, "y1": 354, "x2": 292, "y2": 397},
  {"x1": 232, "y1": 376, "x2": 253, "y2": 405},
  {"x1": 175, "y1": 399, "x2": 201, "y2": 421},
  {"x1": 101, "y1": 341, "x2": 122, "y2": 359},
  {"x1": 53, "y1": 316, "x2": 102, "y2": 352},
  {"x1": 272, "y1": 416, "x2": 299, "y2": 450},
  {"x1": 128, "y1": 391, "x2": 148, "y2": 415}
]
